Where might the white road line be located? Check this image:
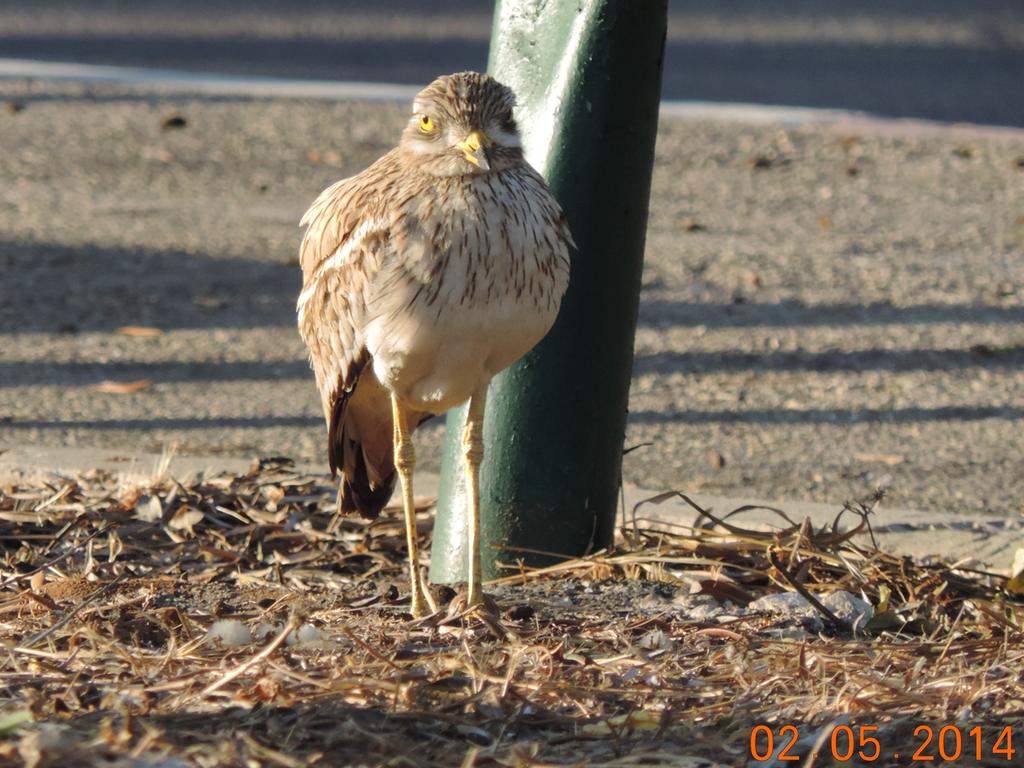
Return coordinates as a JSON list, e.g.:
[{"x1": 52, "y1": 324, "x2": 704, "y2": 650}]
[
  {"x1": 0, "y1": 57, "x2": 420, "y2": 102},
  {"x1": 660, "y1": 99, "x2": 858, "y2": 124},
  {"x1": 0, "y1": 57, "x2": 859, "y2": 124},
  {"x1": 2, "y1": 57, "x2": 1022, "y2": 137}
]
